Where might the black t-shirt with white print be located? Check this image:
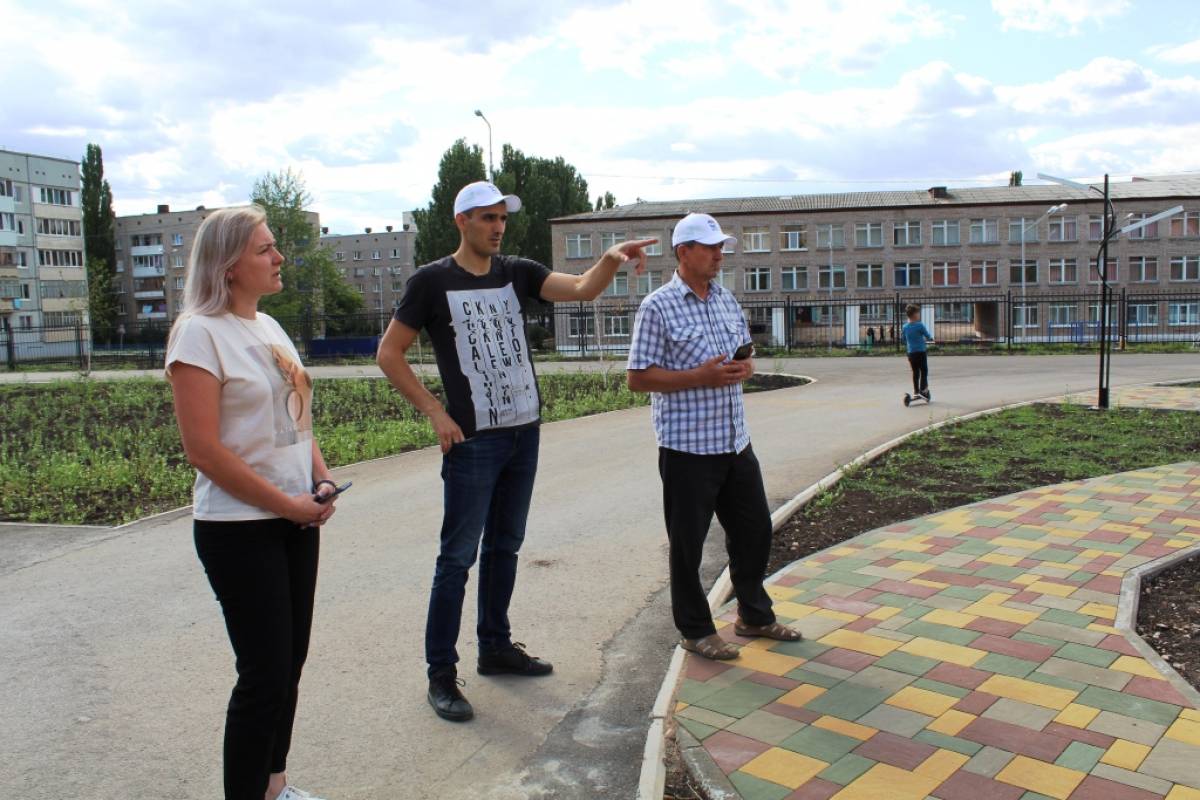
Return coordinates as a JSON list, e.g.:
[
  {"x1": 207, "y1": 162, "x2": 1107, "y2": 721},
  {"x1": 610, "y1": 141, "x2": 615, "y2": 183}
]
[{"x1": 393, "y1": 254, "x2": 551, "y2": 439}]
